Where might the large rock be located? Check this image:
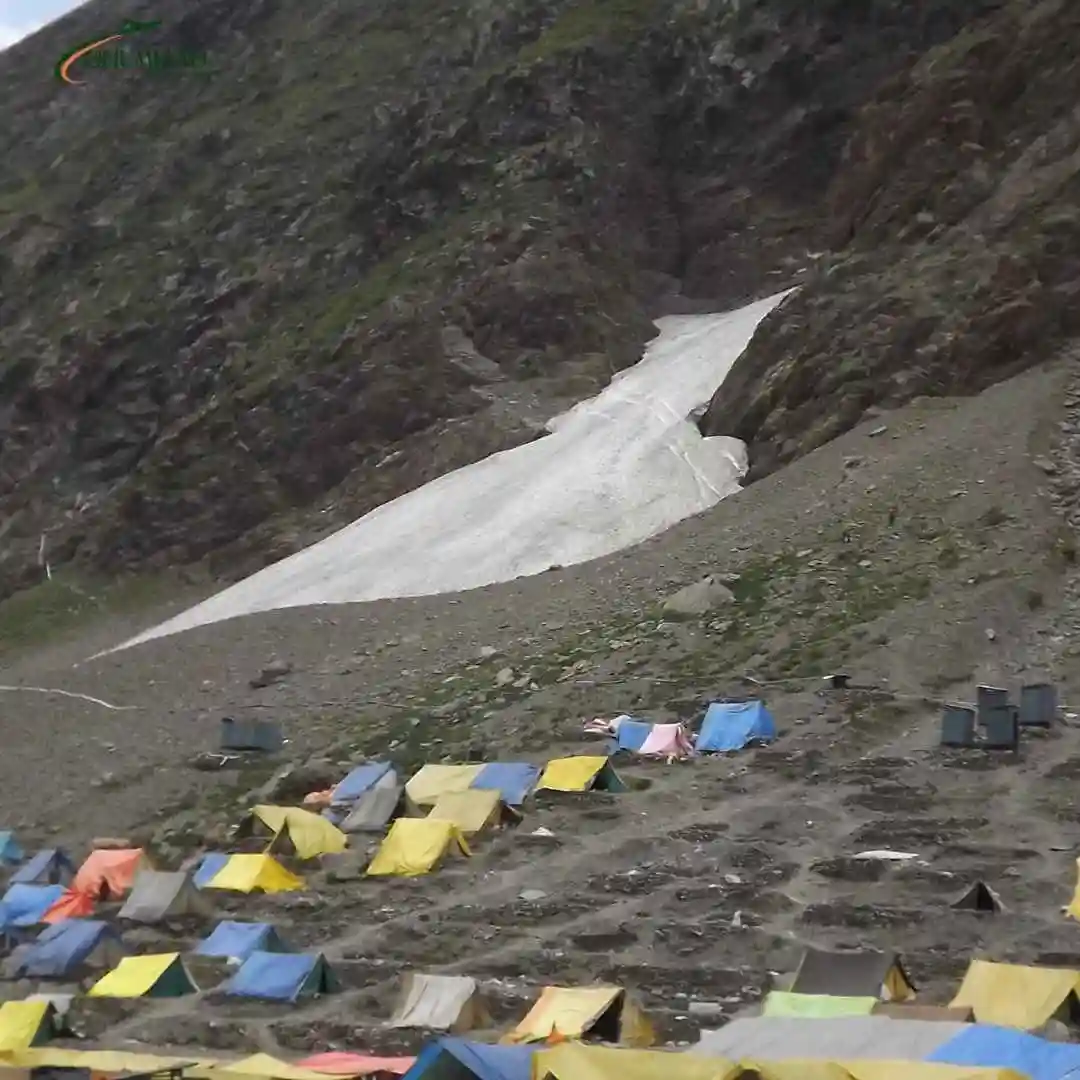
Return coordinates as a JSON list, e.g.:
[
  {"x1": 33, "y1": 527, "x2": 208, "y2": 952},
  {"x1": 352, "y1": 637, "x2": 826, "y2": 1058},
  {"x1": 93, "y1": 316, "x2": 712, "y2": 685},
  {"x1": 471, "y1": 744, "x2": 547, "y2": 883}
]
[{"x1": 662, "y1": 576, "x2": 736, "y2": 618}]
